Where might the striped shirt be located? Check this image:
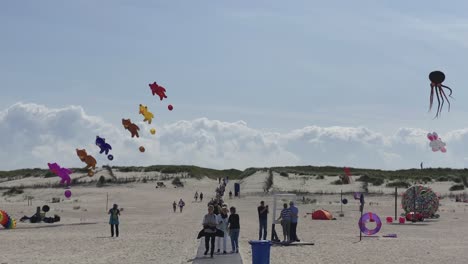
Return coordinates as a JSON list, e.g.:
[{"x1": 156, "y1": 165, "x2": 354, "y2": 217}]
[{"x1": 280, "y1": 208, "x2": 291, "y2": 221}]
